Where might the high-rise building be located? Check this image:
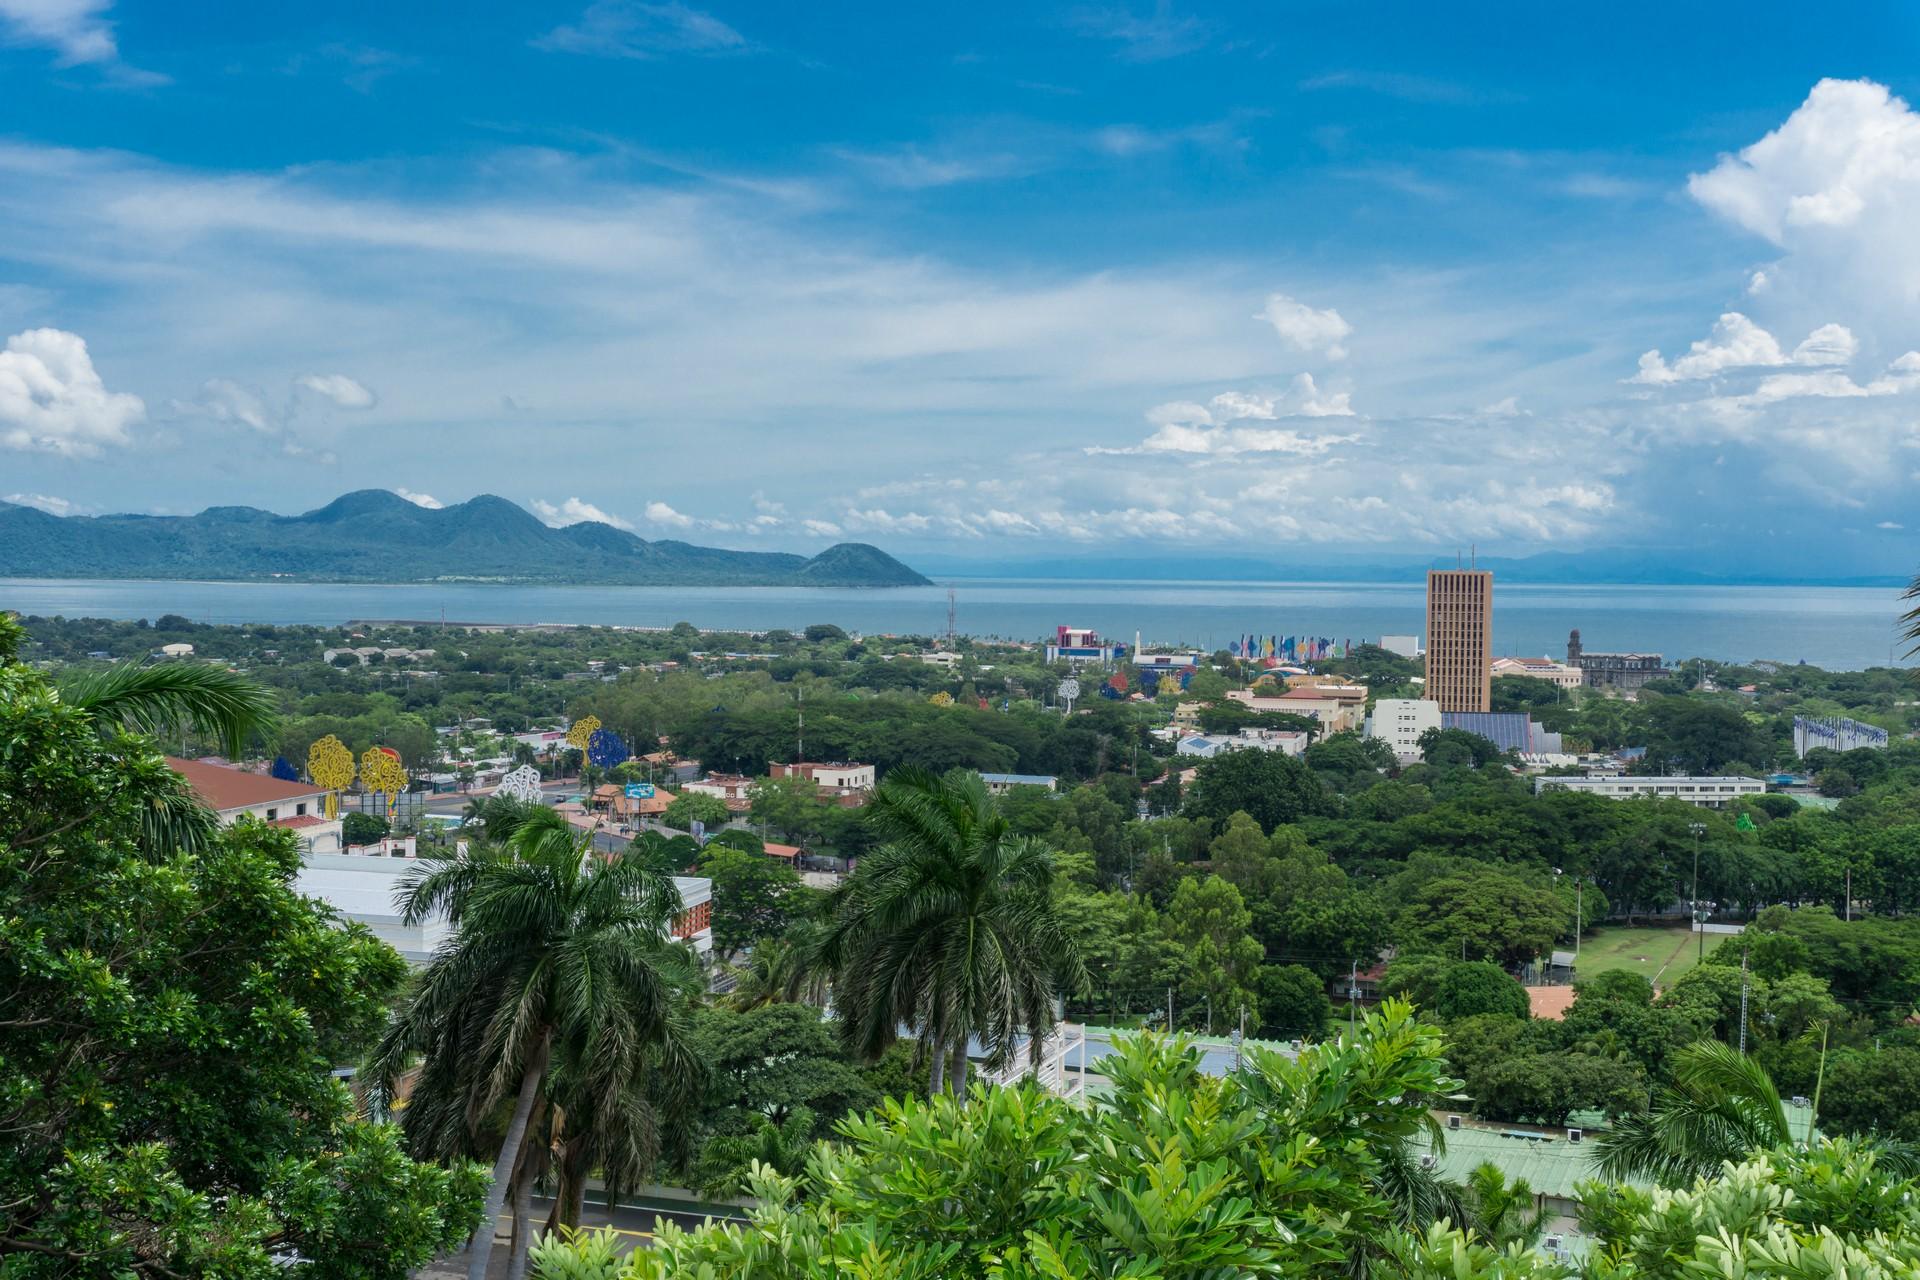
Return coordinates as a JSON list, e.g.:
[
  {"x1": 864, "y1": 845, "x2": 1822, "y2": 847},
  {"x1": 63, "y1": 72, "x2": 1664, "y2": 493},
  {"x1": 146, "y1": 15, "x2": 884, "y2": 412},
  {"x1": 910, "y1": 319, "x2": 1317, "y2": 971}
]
[{"x1": 1425, "y1": 570, "x2": 1492, "y2": 712}]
